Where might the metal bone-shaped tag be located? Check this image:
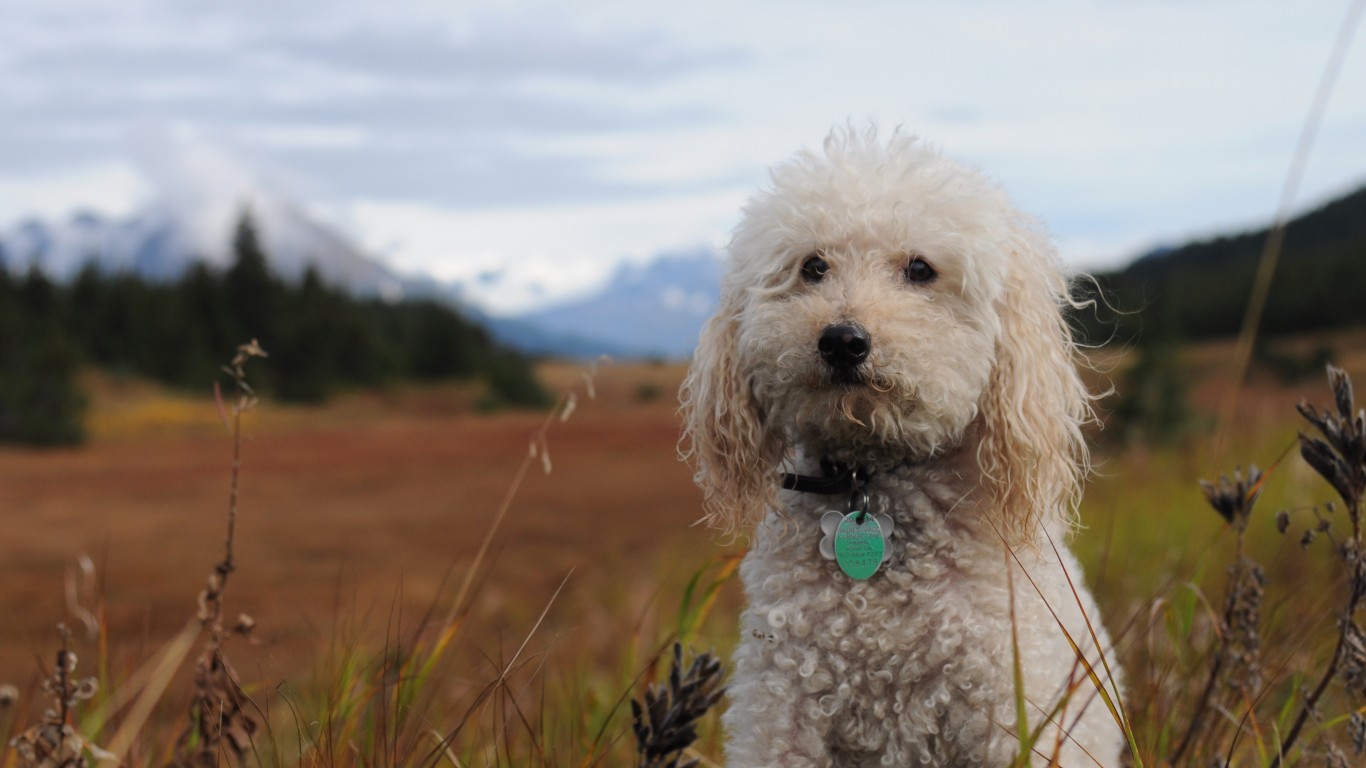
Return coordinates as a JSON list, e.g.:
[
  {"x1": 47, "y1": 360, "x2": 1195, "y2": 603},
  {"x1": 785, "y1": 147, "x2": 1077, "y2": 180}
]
[{"x1": 819, "y1": 510, "x2": 893, "y2": 580}]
